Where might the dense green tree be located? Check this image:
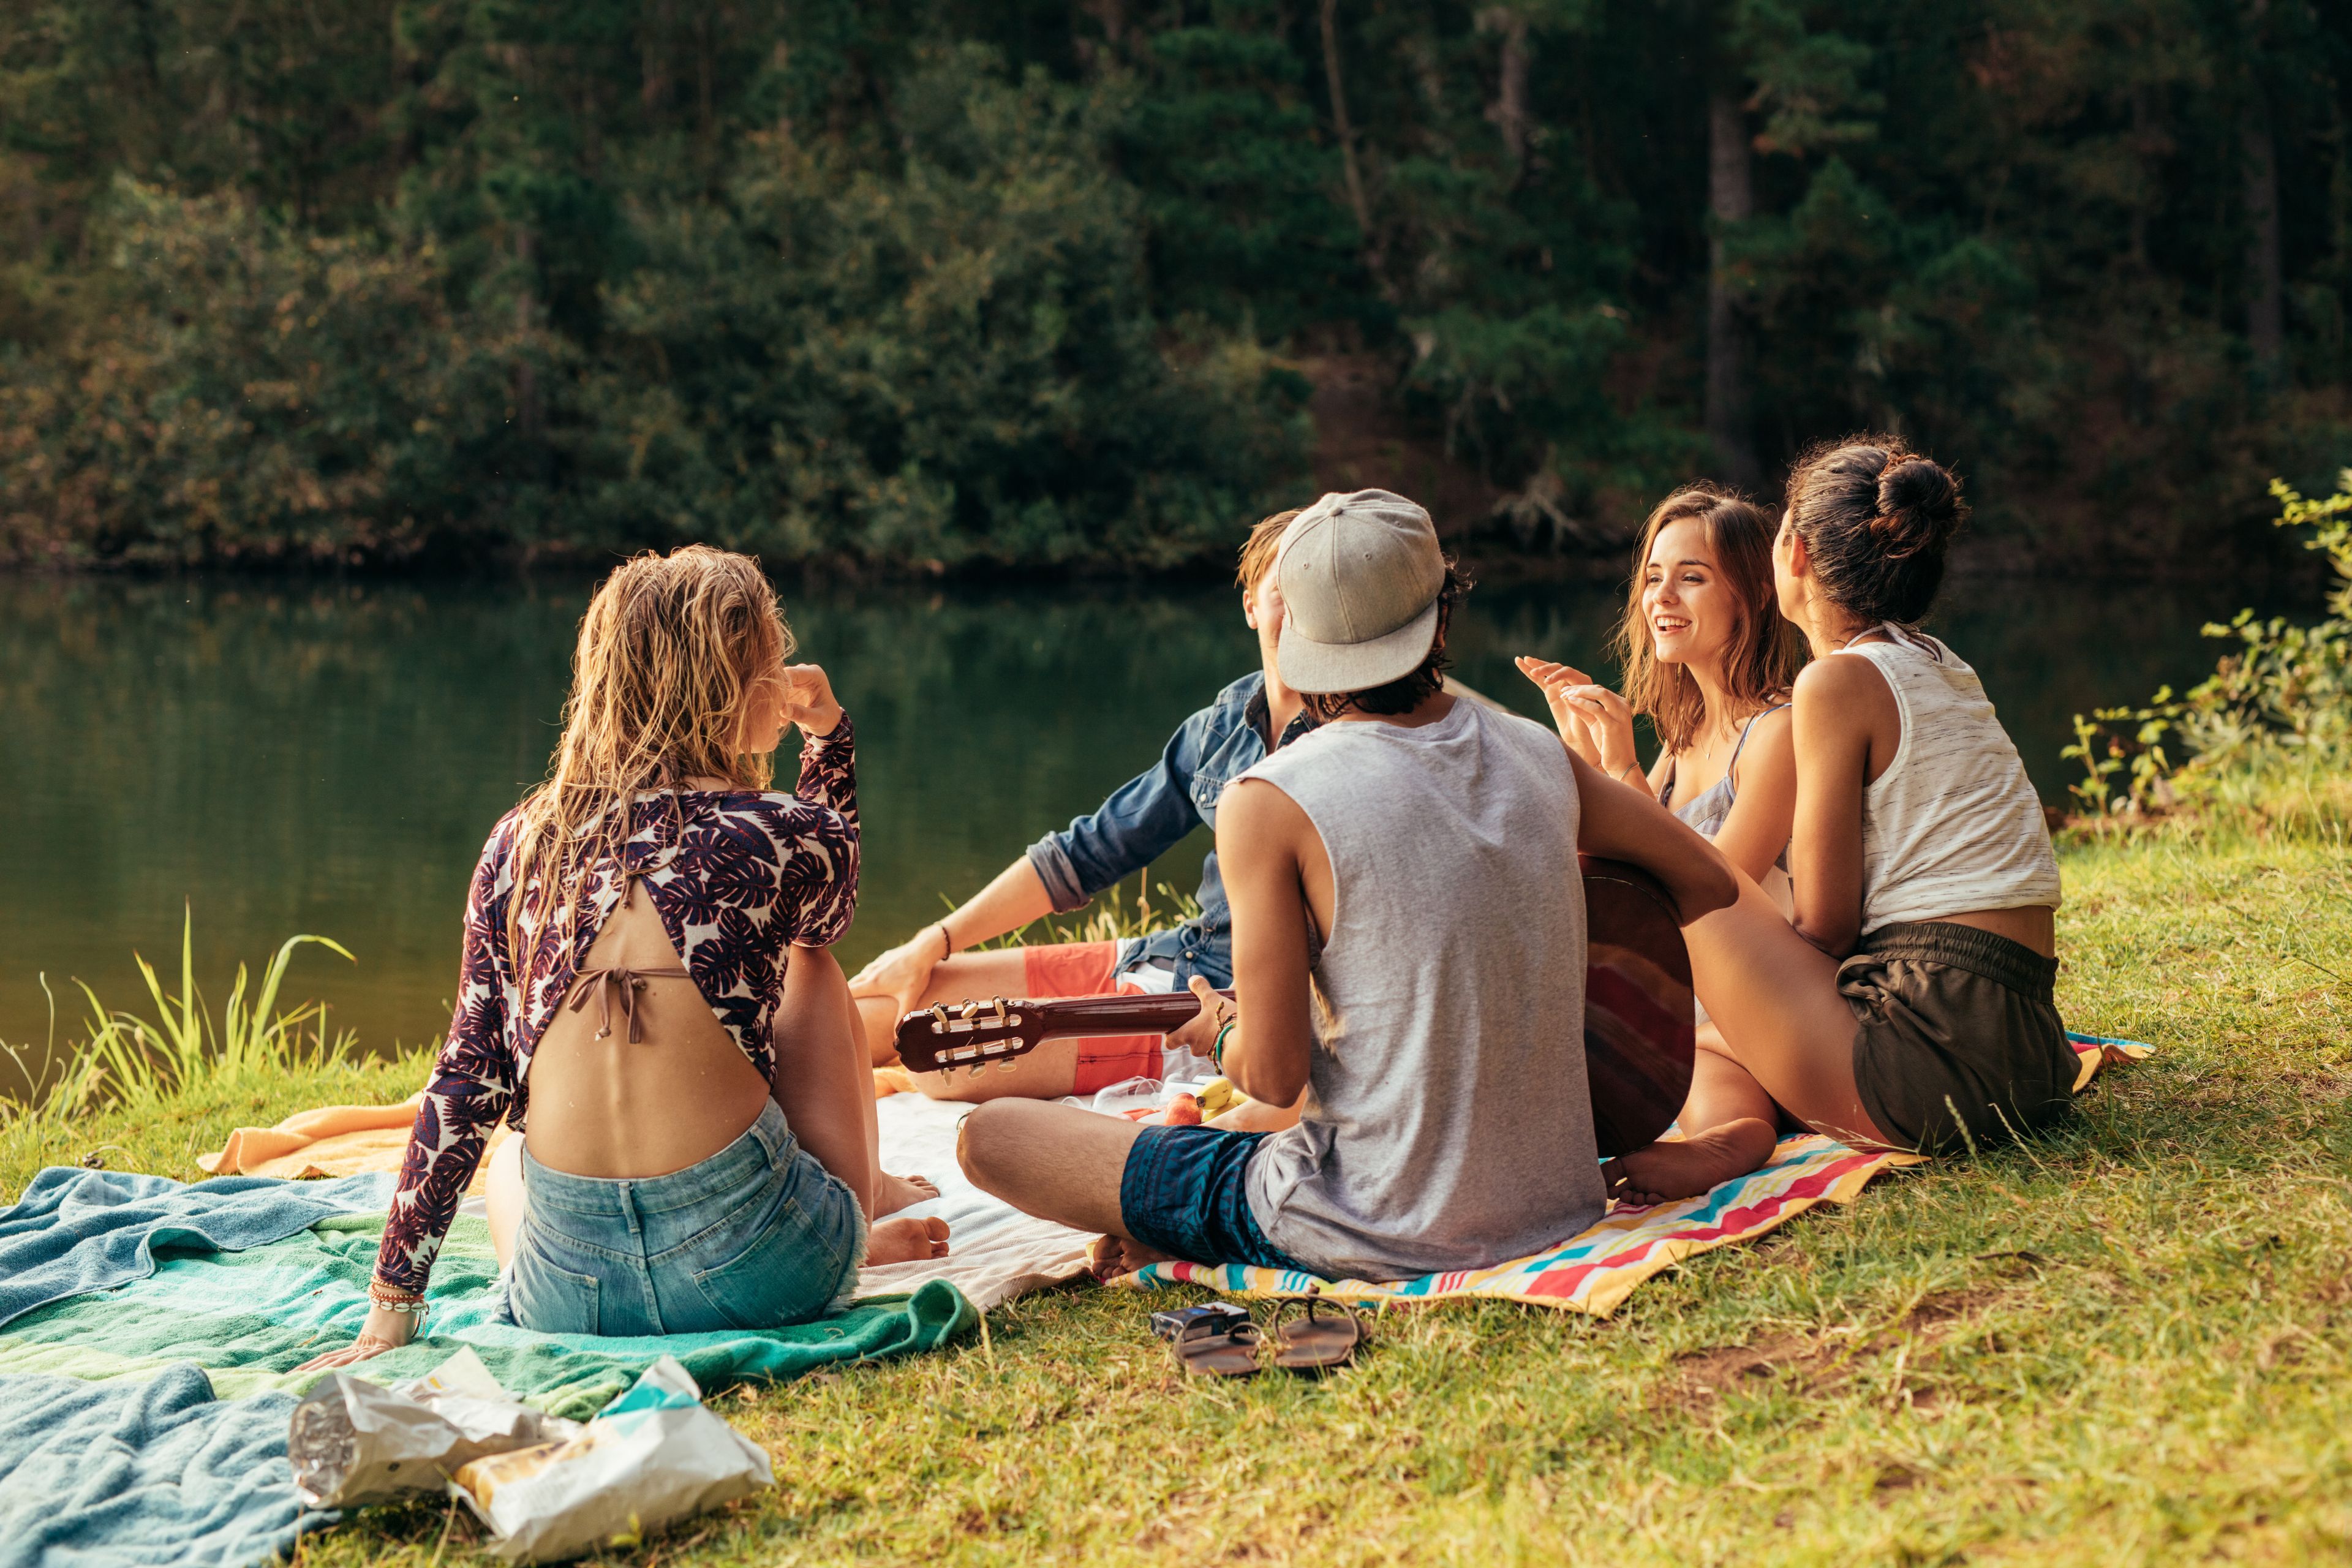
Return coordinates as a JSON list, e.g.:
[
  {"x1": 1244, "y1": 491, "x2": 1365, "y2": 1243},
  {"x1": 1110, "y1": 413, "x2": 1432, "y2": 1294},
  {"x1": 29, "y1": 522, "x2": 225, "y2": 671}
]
[
  {"x1": 0, "y1": 0, "x2": 2343, "y2": 571},
  {"x1": 574, "y1": 46, "x2": 1307, "y2": 568}
]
